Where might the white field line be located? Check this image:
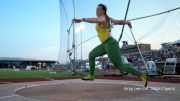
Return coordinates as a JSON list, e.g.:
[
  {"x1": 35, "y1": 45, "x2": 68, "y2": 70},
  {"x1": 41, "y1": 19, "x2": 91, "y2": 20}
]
[{"x1": 0, "y1": 95, "x2": 19, "y2": 99}]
